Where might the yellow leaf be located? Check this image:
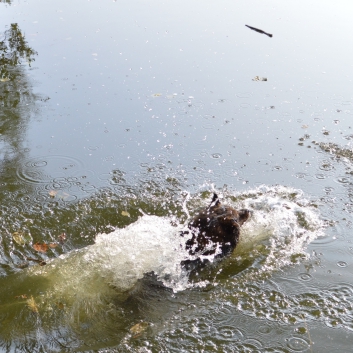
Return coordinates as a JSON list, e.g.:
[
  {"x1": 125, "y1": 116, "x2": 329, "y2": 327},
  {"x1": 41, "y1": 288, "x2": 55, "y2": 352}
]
[
  {"x1": 130, "y1": 322, "x2": 148, "y2": 338},
  {"x1": 13, "y1": 231, "x2": 32, "y2": 246},
  {"x1": 27, "y1": 296, "x2": 39, "y2": 313},
  {"x1": 121, "y1": 211, "x2": 130, "y2": 217}
]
